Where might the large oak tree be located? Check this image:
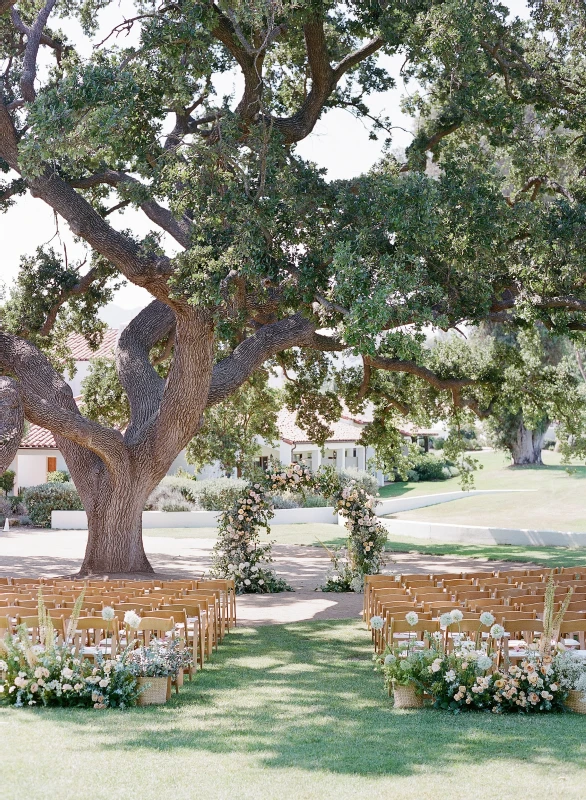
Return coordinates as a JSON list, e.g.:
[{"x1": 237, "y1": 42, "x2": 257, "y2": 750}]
[{"x1": 1, "y1": 0, "x2": 586, "y2": 574}]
